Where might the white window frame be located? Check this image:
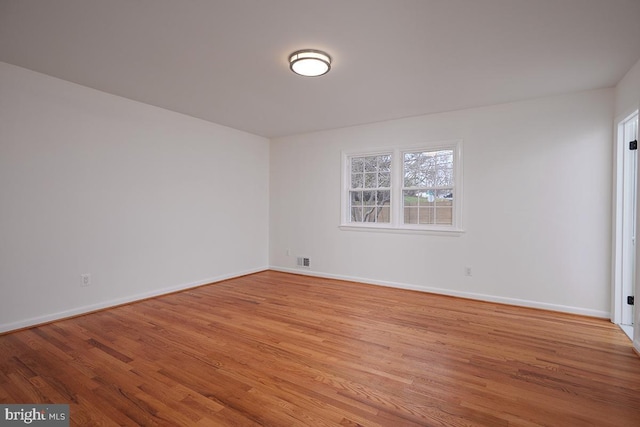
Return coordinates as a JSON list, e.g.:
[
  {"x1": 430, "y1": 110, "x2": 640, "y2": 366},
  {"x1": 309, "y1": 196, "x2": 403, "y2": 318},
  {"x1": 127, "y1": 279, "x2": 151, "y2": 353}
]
[
  {"x1": 340, "y1": 140, "x2": 464, "y2": 235},
  {"x1": 345, "y1": 151, "x2": 393, "y2": 224}
]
